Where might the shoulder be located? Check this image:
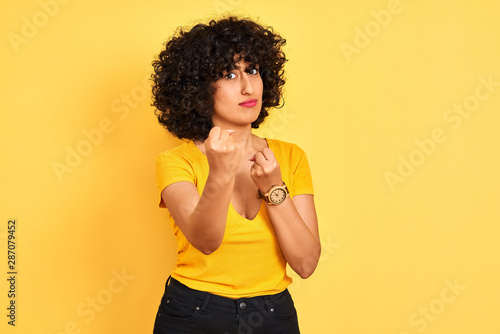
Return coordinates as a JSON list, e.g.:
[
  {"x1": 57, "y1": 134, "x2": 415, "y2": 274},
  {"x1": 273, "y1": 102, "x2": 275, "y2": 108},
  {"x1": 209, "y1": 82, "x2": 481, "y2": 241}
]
[
  {"x1": 156, "y1": 141, "x2": 203, "y2": 163},
  {"x1": 266, "y1": 138, "x2": 306, "y2": 157},
  {"x1": 266, "y1": 138, "x2": 309, "y2": 174},
  {"x1": 266, "y1": 138, "x2": 314, "y2": 195}
]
